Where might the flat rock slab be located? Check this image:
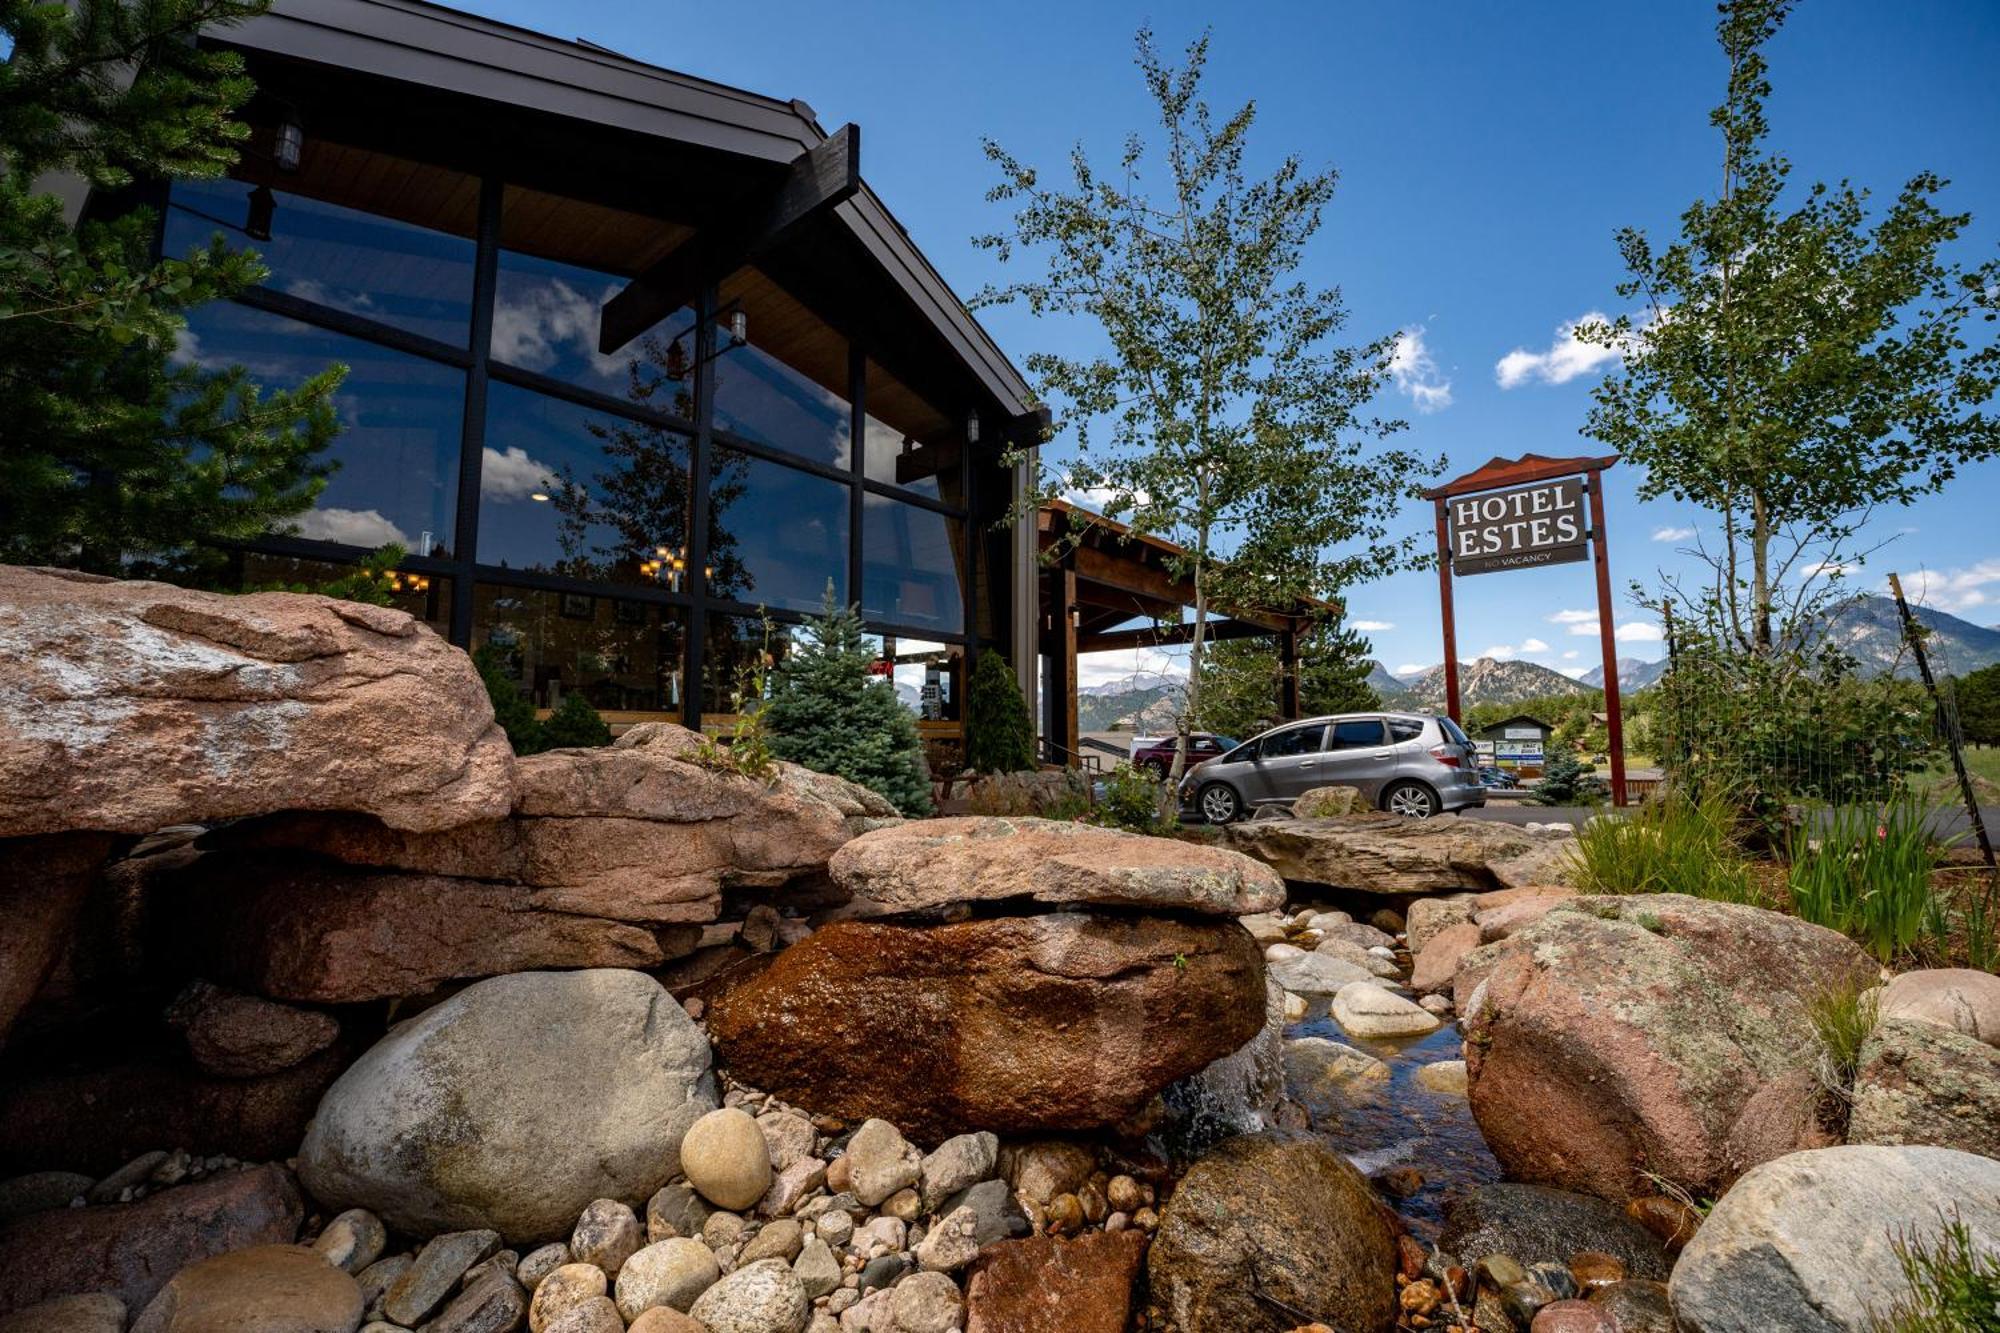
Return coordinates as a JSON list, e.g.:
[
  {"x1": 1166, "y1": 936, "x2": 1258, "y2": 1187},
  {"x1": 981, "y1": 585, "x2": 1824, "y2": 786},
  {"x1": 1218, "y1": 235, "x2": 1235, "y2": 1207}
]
[
  {"x1": 130, "y1": 1243, "x2": 360, "y2": 1333},
  {"x1": 829, "y1": 816, "x2": 1284, "y2": 916},
  {"x1": 0, "y1": 565, "x2": 514, "y2": 838},
  {"x1": 1222, "y1": 813, "x2": 1575, "y2": 894},
  {"x1": 963, "y1": 1229, "x2": 1145, "y2": 1333}
]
